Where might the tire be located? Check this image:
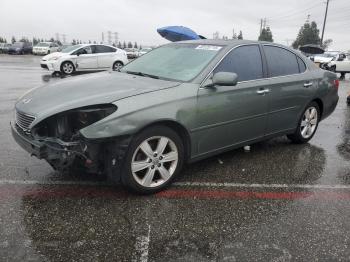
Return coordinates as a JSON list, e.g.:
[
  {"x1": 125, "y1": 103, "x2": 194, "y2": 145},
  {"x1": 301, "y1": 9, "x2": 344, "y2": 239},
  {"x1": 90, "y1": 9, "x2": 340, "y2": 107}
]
[
  {"x1": 287, "y1": 102, "x2": 320, "y2": 144},
  {"x1": 121, "y1": 126, "x2": 184, "y2": 194},
  {"x1": 60, "y1": 61, "x2": 75, "y2": 75},
  {"x1": 113, "y1": 61, "x2": 124, "y2": 71}
]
